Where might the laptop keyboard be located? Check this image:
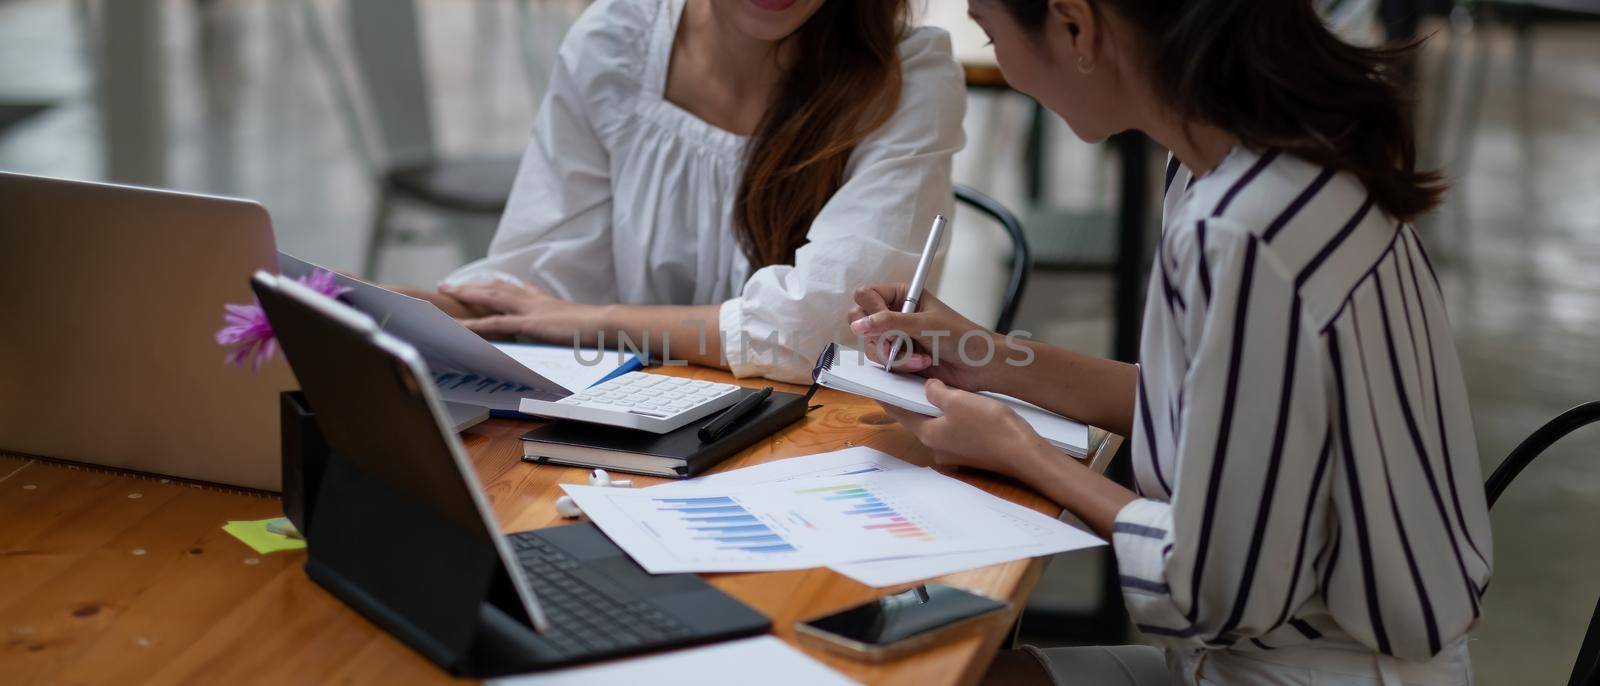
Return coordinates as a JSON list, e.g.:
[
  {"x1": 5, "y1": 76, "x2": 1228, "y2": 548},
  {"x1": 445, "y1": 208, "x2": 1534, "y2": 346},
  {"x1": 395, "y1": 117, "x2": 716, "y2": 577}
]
[{"x1": 508, "y1": 532, "x2": 691, "y2": 658}]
